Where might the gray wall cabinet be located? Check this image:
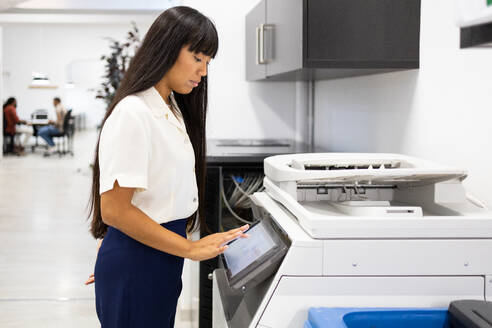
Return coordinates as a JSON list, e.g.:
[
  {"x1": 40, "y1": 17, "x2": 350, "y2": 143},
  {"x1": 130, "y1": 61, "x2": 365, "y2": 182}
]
[
  {"x1": 245, "y1": 0, "x2": 267, "y2": 80},
  {"x1": 246, "y1": 0, "x2": 421, "y2": 81}
]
